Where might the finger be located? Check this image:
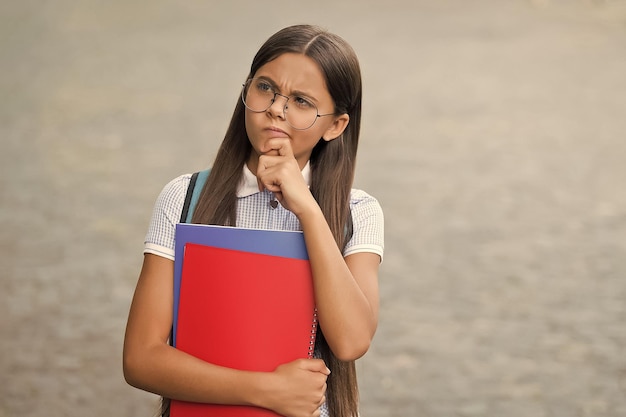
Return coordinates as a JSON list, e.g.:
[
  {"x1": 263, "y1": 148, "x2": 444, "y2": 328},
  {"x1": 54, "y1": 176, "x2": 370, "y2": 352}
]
[
  {"x1": 261, "y1": 138, "x2": 294, "y2": 158},
  {"x1": 256, "y1": 154, "x2": 285, "y2": 178},
  {"x1": 257, "y1": 153, "x2": 274, "y2": 172},
  {"x1": 257, "y1": 170, "x2": 281, "y2": 193},
  {"x1": 256, "y1": 155, "x2": 275, "y2": 192},
  {"x1": 299, "y1": 359, "x2": 331, "y2": 375}
]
